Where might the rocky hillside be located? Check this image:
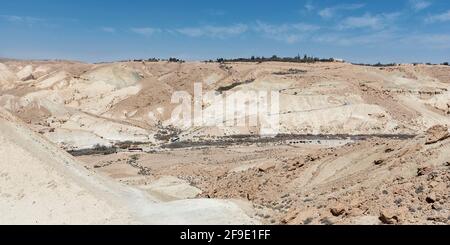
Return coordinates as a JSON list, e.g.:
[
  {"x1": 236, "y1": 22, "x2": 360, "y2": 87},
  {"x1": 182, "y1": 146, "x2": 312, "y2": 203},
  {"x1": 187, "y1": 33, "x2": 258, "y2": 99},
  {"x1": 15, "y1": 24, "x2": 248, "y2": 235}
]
[{"x1": 1, "y1": 60, "x2": 449, "y2": 149}]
